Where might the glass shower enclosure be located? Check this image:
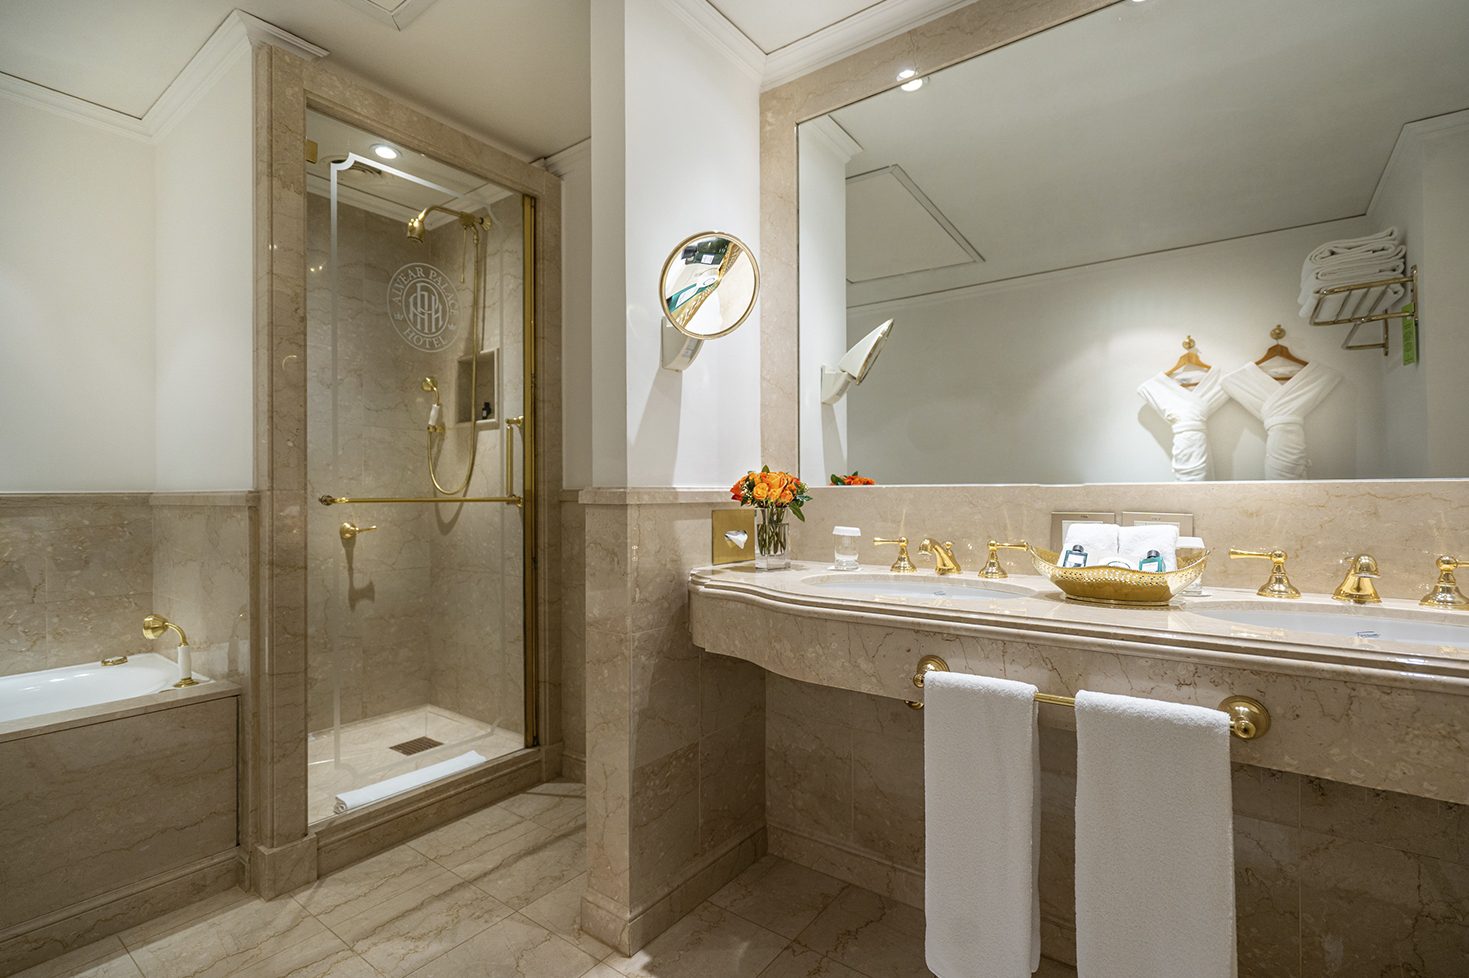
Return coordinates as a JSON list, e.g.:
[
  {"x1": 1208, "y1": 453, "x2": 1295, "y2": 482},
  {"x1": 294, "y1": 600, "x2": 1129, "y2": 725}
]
[{"x1": 302, "y1": 110, "x2": 535, "y2": 824}]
